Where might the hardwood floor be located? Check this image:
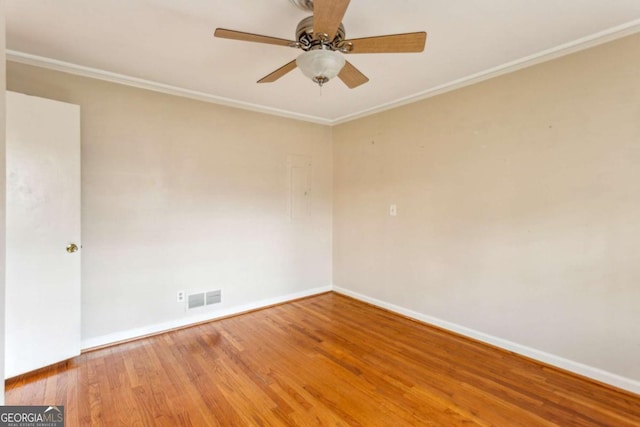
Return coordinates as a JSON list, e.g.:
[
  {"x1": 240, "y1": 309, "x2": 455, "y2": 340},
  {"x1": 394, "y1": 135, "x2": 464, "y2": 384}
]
[{"x1": 6, "y1": 292, "x2": 640, "y2": 426}]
